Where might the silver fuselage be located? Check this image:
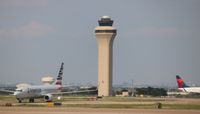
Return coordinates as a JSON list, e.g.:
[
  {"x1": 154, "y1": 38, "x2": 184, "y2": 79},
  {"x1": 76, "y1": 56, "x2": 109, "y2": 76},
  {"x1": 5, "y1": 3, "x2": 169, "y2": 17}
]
[{"x1": 15, "y1": 84, "x2": 62, "y2": 99}]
